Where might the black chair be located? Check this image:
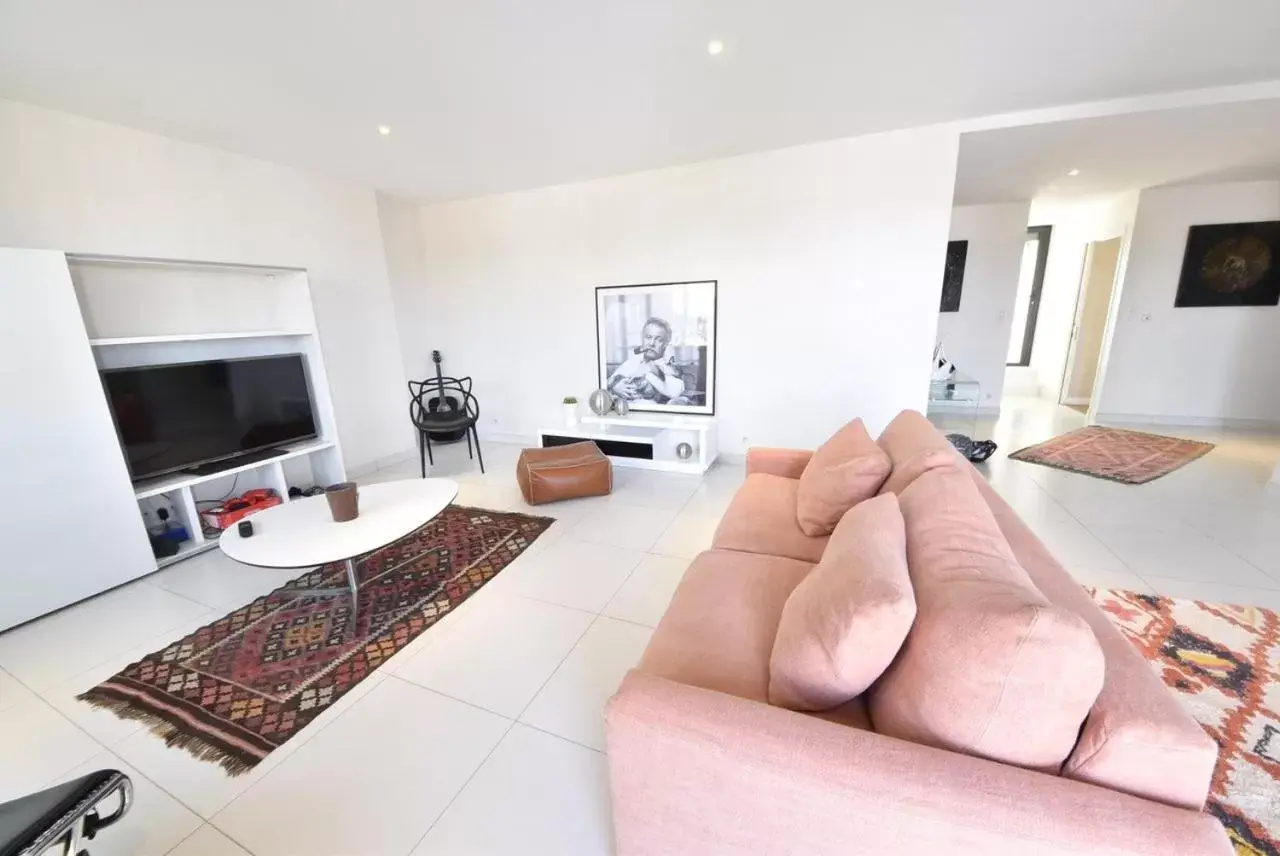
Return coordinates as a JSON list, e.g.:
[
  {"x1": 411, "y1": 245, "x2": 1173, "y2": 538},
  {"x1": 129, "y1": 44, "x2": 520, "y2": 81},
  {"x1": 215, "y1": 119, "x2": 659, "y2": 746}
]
[
  {"x1": 409, "y1": 376, "x2": 484, "y2": 476},
  {"x1": 0, "y1": 770, "x2": 132, "y2": 856}
]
